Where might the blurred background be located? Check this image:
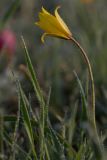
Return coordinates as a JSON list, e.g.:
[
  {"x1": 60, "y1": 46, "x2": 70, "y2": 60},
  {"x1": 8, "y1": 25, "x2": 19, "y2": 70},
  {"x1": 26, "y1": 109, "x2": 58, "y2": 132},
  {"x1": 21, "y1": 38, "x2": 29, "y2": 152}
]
[{"x1": 0, "y1": 0, "x2": 107, "y2": 130}]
